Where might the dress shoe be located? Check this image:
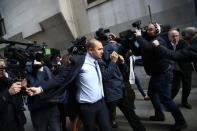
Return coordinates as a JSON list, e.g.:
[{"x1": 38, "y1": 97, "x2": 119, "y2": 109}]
[
  {"x1": 181, "y1": 102, "x2": 192, "y2": 109},
  {"x1": 144, "y1": 95, "x2": 150, "y2": 101},
  {"x1": 170, "y1": 122, "x2": 187, "y2": 131}
]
